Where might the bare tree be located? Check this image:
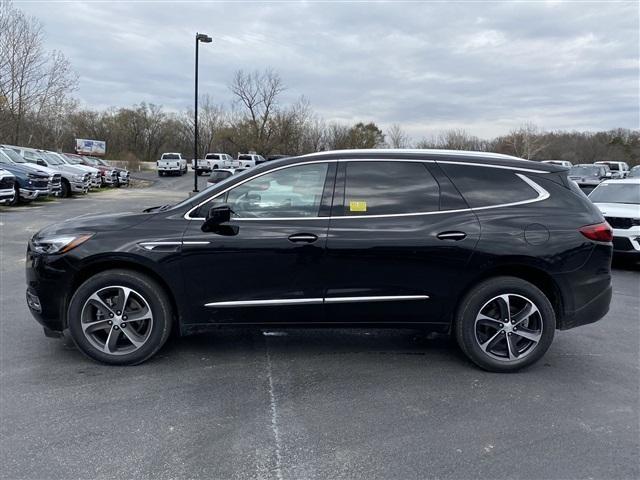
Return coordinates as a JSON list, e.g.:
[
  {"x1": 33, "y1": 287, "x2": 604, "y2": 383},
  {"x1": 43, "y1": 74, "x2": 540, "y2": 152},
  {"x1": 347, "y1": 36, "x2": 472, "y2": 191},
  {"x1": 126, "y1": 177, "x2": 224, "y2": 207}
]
[
  {"x1": 386, "y1": 123, "x2": 410, "y2": 148},
  {"x1": 0, "y1": 1, "x2": 77, "y2": 144},
  {"x1": 502, "y1": 122, "x2": 548, "y2": 159},
  {"x1": 229, "y1": 69, "x2": 285, "y2": 152}
]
